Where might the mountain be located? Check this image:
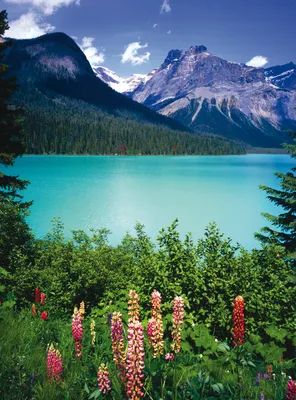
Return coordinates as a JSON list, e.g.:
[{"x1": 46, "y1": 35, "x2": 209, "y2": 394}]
[
  {"x1": 2, "y1": 33, "x2": 244, "y2": 155},
  {"x1": 265, "y1": 62, "x2": 296, "y2": 90},
  {"x1": 93, "y1": 66, "x2": 156, "y2": 95},
  {"x1": 97, "y1": 46, "x2": 296, "y2": 147}
]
